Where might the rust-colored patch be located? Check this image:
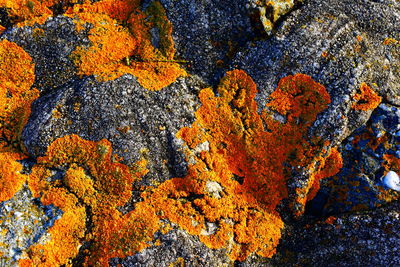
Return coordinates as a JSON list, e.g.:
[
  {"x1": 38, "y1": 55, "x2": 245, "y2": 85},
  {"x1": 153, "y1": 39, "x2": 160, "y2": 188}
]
[
  {"x1": 67, "y1": 0, "x2": 186, "y2": 91},
  {"x1": 23, "y1": 135, "x2": 156, "y2": 266},
  {"x1": 352, "y1": 83, "x2": 382, "y2": 111},
  {"x1": 0, "y1": 40, "x2": 39, "y2": 152}
]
